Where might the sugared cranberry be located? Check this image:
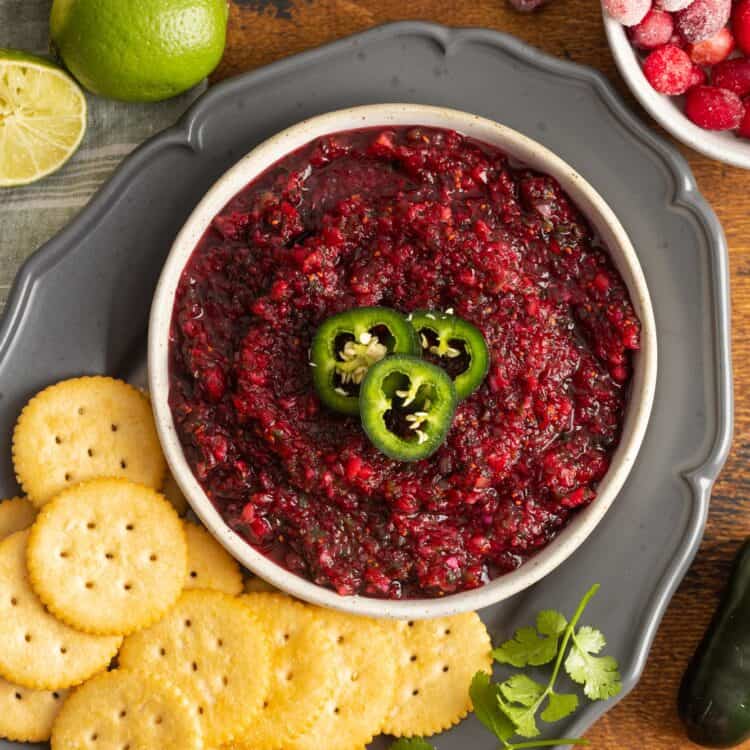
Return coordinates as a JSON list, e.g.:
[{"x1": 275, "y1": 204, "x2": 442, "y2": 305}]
[
  {"x1": 643, "y1": 44, "x2": 694, "y2": 94},
  {"x1": 684, "y1": 85, "x2": 746, "y2": 129},
  {"x1": 733, "y1": 0, "x2": 750, "y2": 55},
  {"x1": 629, "y1": 9, "x2": 675, "y2": 49},
  {"x1": 712, "y1": 58, "x2": 750, "y2": 96},
  {"x1": 603, "y1": 0, "x2": 652, "y2": 26},
  {"x1": 687, "y1": 27, "x2": 735, "y2": 65},
  {"x1": 675, "y1": 0, "x2": 731, "y2": 43}
]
